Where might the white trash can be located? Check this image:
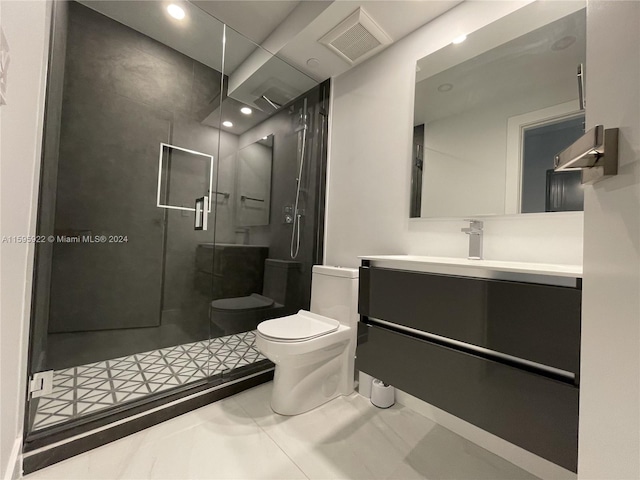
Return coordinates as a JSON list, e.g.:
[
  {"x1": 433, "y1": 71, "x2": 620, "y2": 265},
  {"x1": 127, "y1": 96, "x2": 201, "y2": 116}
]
[{"x1": 370, "y1": 379, "x2": 395, "y2": 408}]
